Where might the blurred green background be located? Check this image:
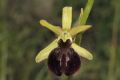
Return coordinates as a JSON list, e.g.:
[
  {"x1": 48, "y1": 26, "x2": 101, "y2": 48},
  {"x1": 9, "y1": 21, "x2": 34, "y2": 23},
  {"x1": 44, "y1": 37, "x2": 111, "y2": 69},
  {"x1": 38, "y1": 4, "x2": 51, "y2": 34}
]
[{"x1": 0, "y1": 0, "x2": 120, "y2": 80}]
